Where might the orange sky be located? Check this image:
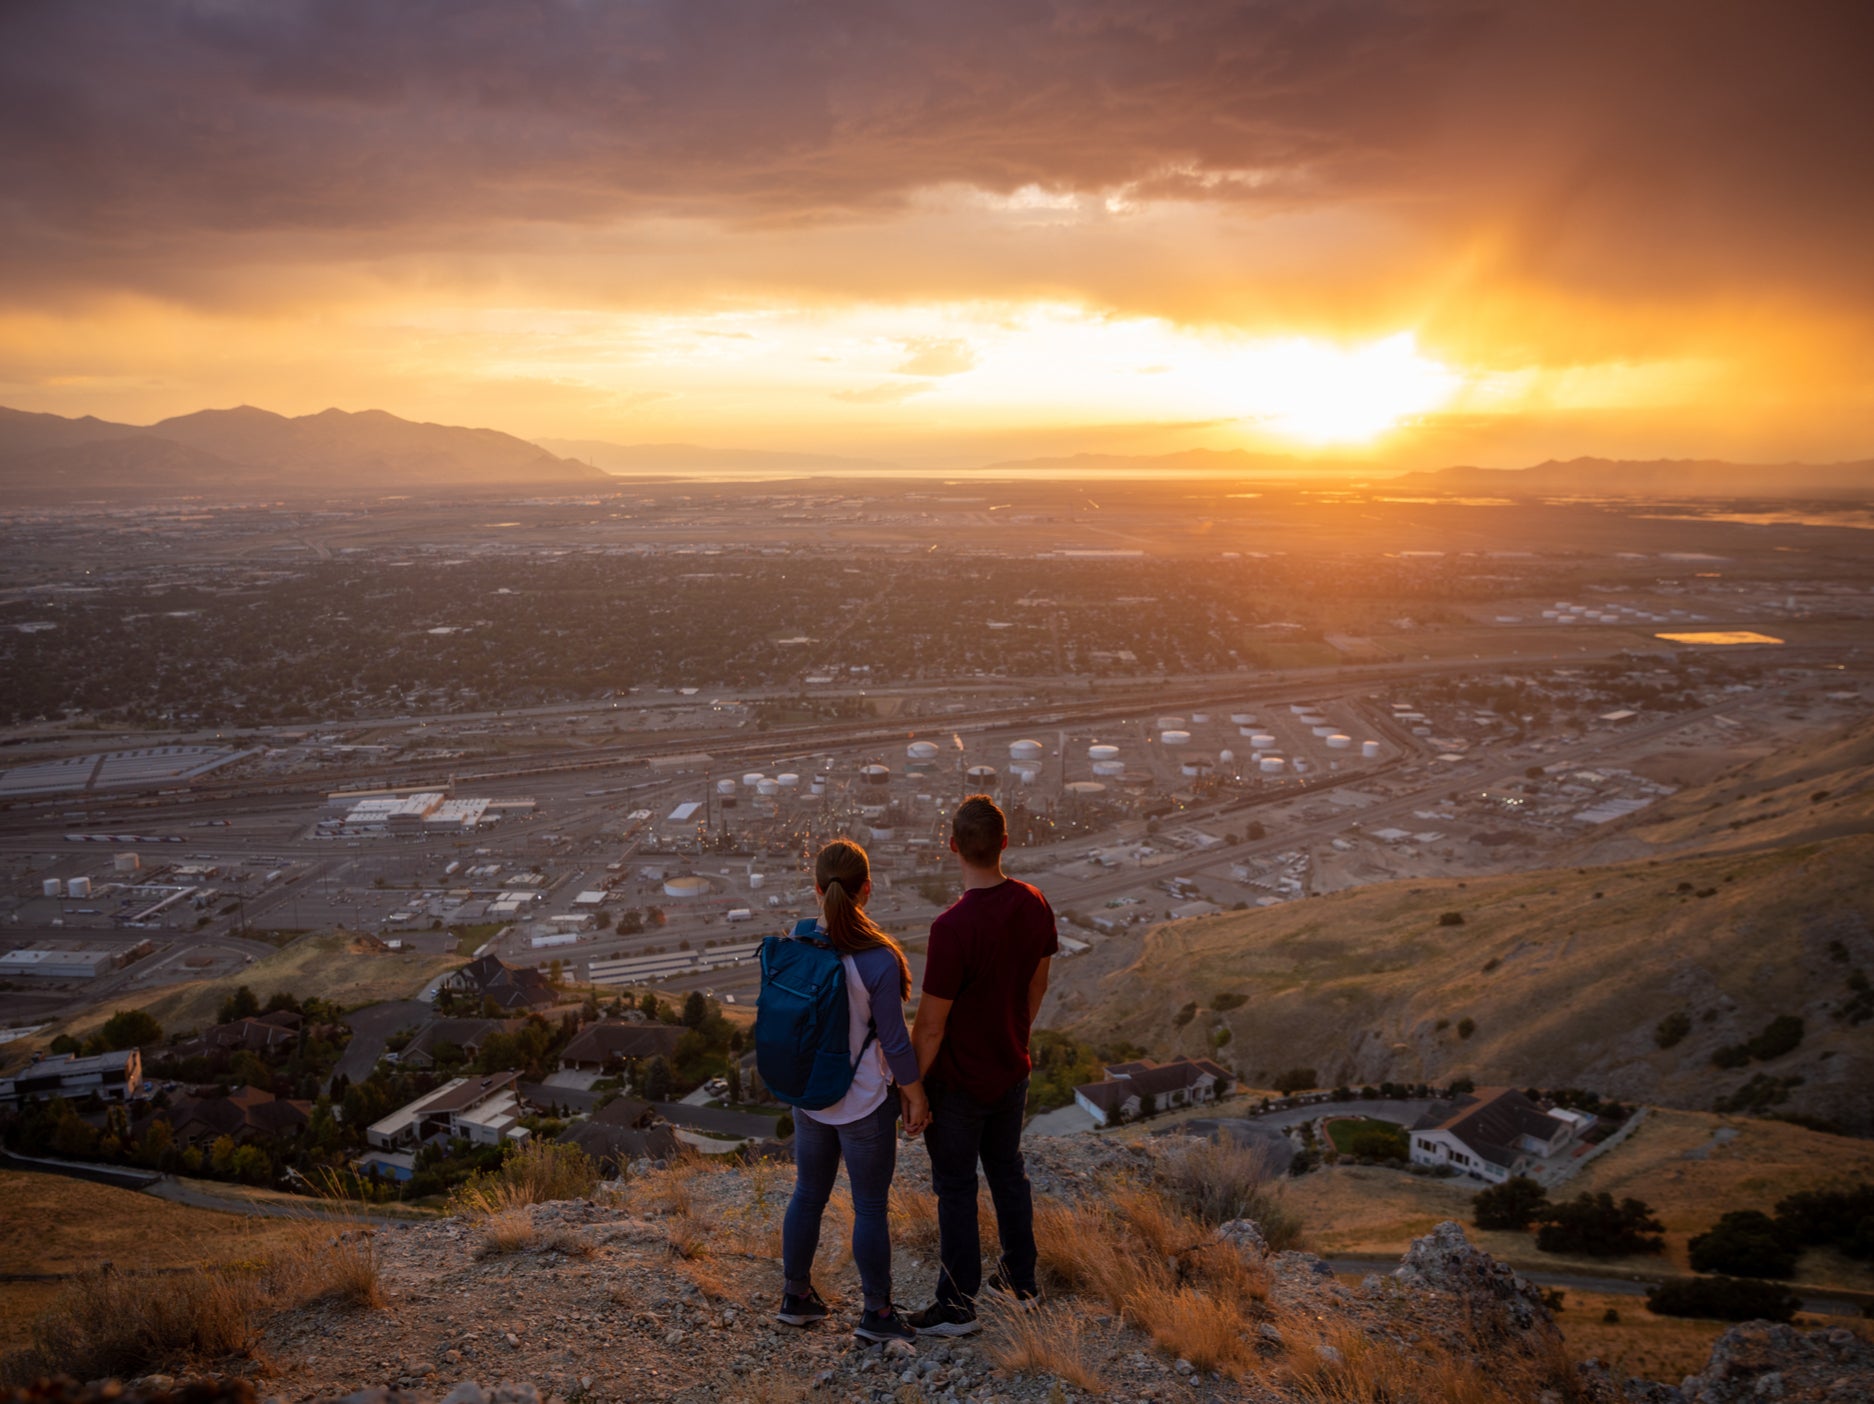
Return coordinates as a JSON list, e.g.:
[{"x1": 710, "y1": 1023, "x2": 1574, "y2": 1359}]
[{"x1": 1, "y1": 1, "x2": 1869, "y2": 470}]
